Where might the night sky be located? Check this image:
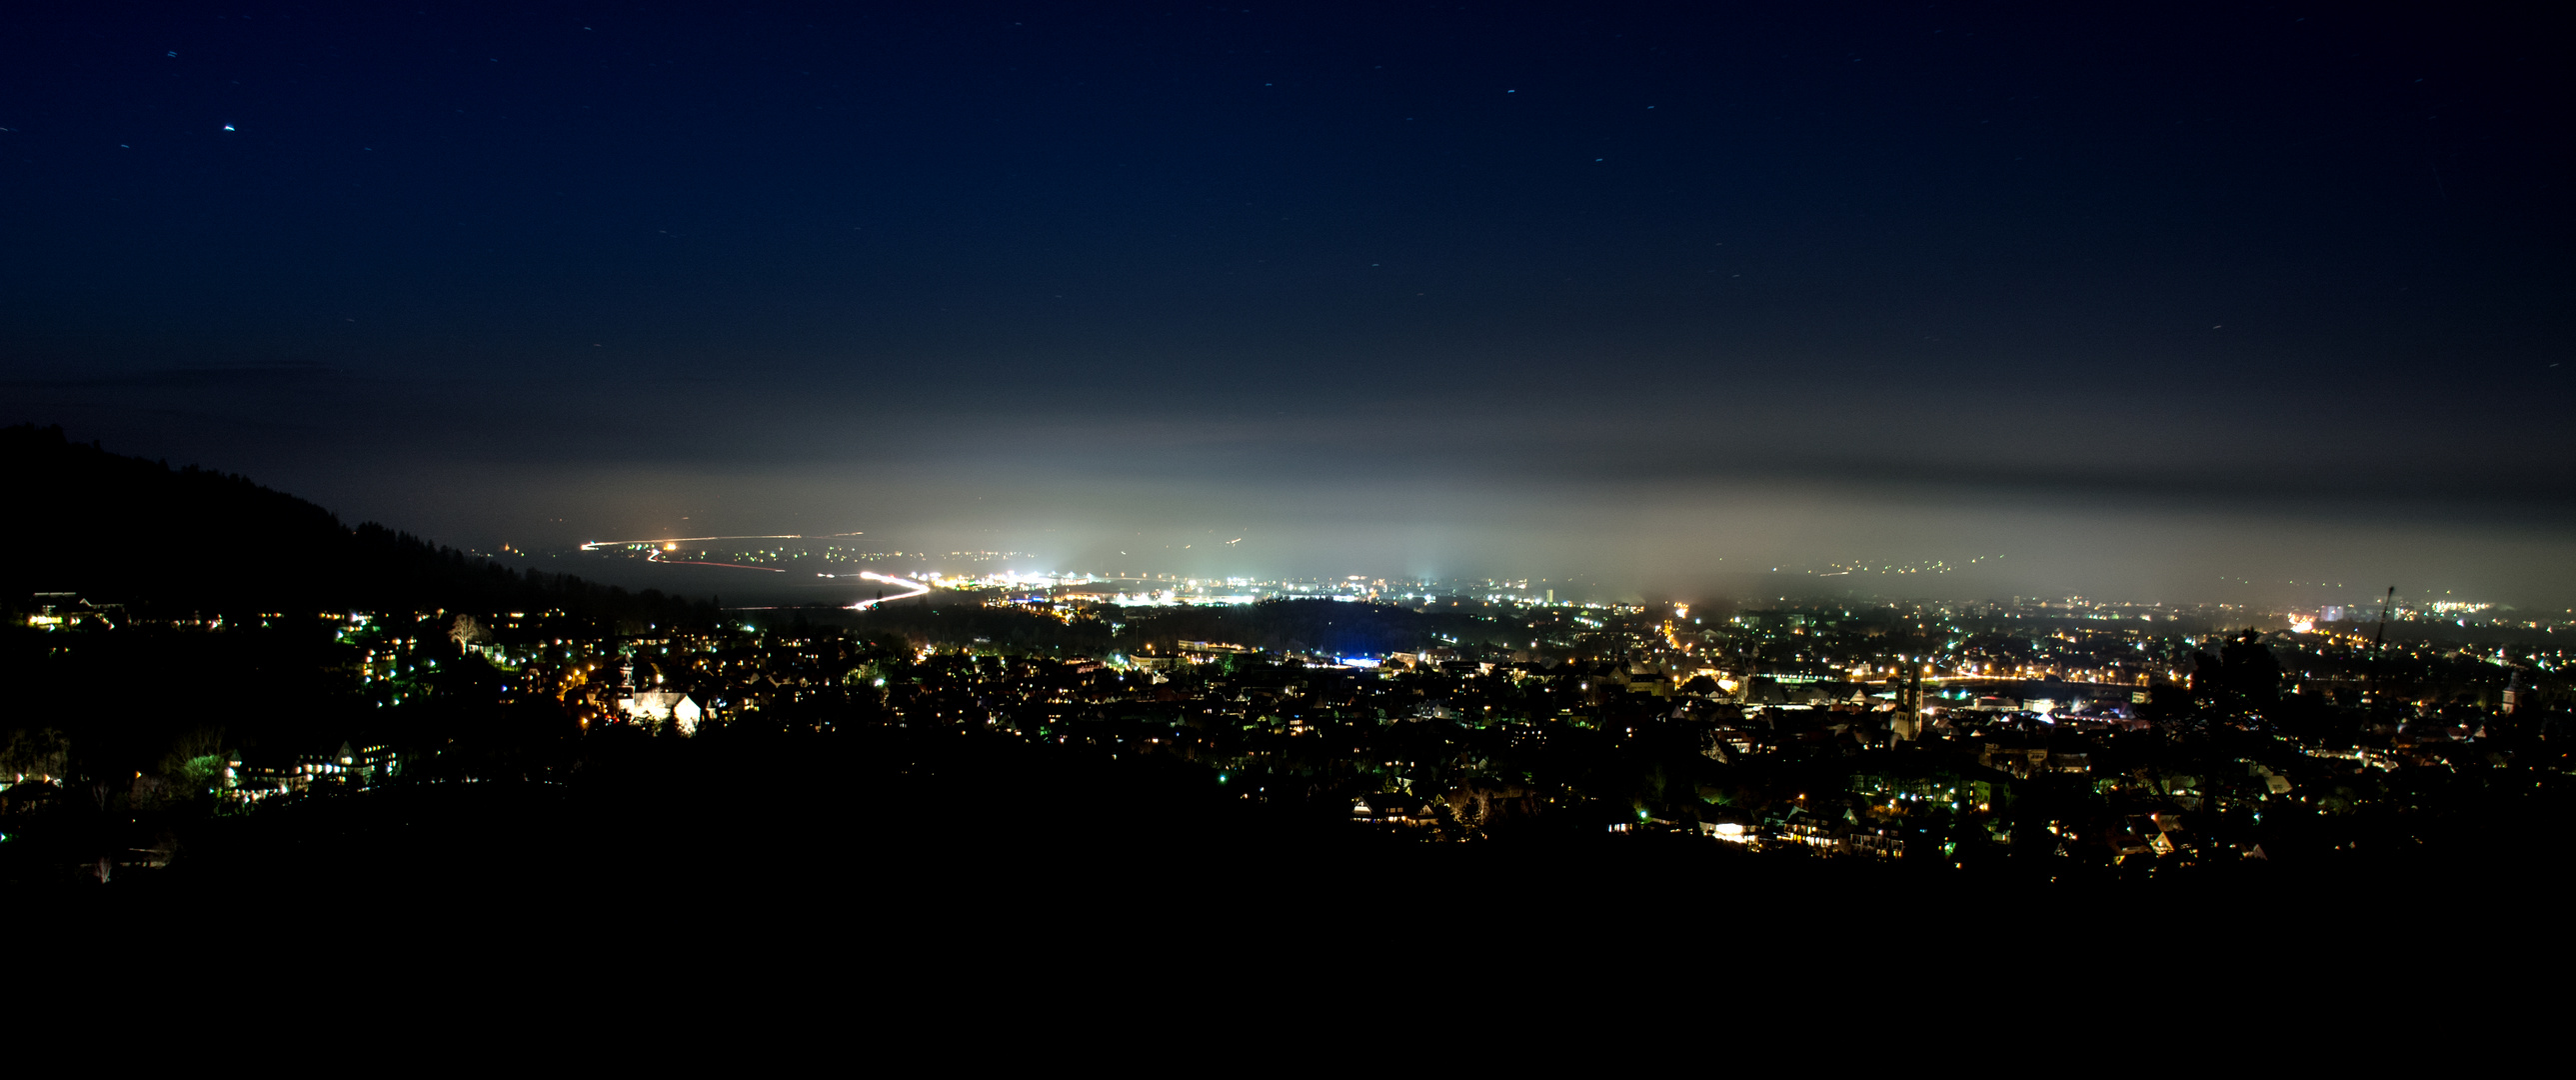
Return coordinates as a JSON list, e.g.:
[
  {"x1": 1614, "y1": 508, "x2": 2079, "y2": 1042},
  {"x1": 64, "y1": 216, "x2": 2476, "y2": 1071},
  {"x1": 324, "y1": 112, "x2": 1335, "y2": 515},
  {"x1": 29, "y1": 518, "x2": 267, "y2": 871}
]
[{"x1": 6, "y1": 3, "x2": 2569, "y2": 607}]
